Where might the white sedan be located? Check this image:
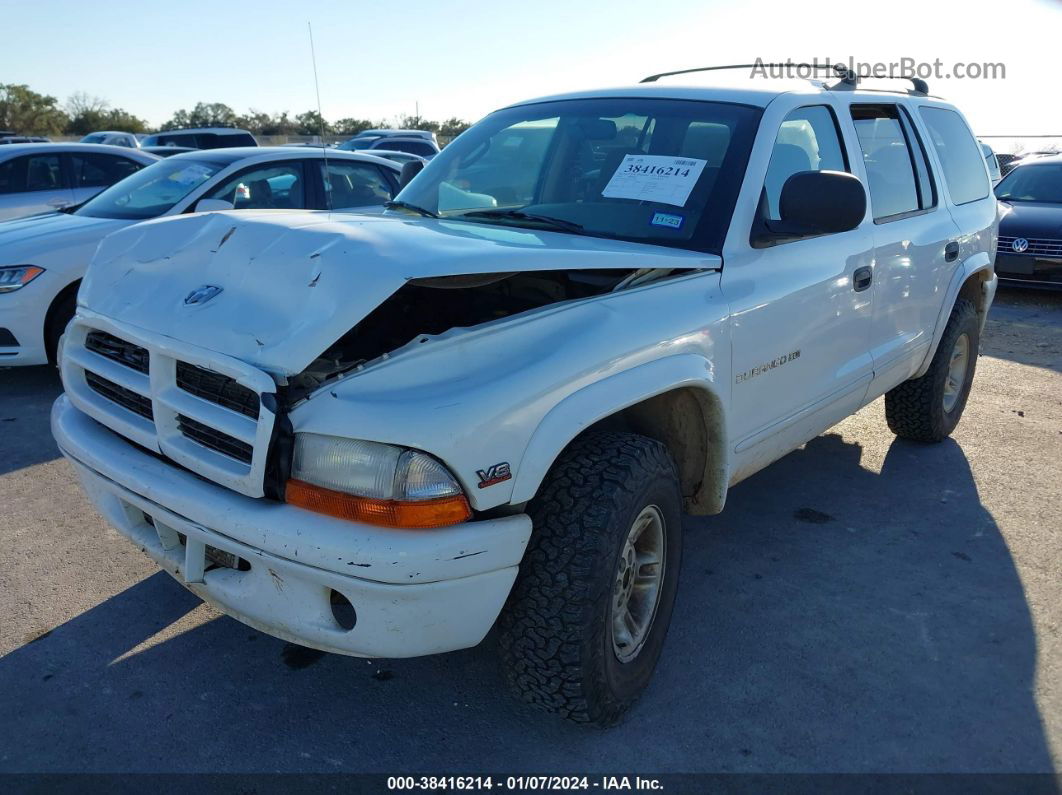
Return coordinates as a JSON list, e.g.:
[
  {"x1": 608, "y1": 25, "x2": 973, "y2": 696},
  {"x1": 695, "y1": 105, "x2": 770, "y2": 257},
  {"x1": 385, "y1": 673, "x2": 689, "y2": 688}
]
[
  {"x1": 0, "y1": 147, "x2": 401, "y2": 366},
  {"x1": 0, "y1": 143, "x2": 158, "y2": 221}
]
